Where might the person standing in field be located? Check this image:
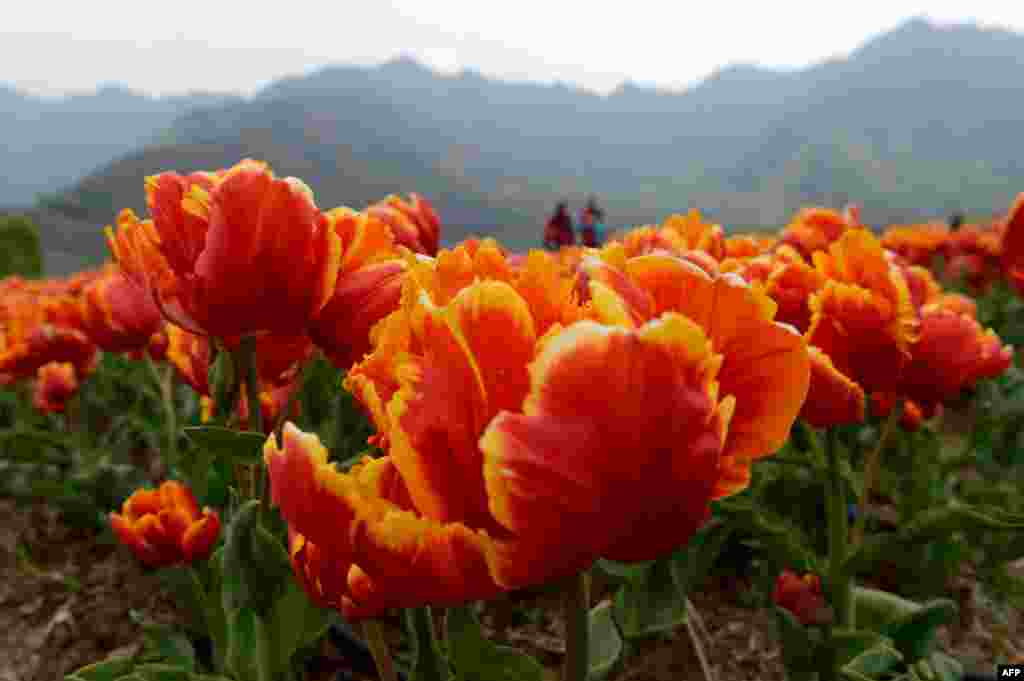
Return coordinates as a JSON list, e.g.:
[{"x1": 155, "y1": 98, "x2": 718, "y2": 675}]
[
  {"x1": 544, "y1": 201, "x2": 575, "y2": 250},
  {"x1": 578, "y1": 197, "x2": 606, "y2": 247}
]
